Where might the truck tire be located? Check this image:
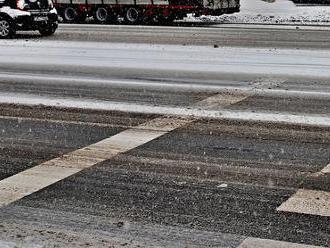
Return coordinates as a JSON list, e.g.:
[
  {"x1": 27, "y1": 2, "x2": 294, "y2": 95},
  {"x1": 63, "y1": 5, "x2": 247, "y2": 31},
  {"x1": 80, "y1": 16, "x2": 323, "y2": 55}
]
[
  {"x1": 39, "y1": 23, "x2": 58, "y2": 36},
  {"x1": 93, "y1": 7, "x2": 108, "y2": 24},
  {"x1": 0, "y1": 17, "x2": 15, "y2": 39},
  {"x1": 124, "y1": 7, "x2": 140, "y2": 24},
  {"x1": 62, "y1": 7, "x2": 79, "y2": 23}
]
